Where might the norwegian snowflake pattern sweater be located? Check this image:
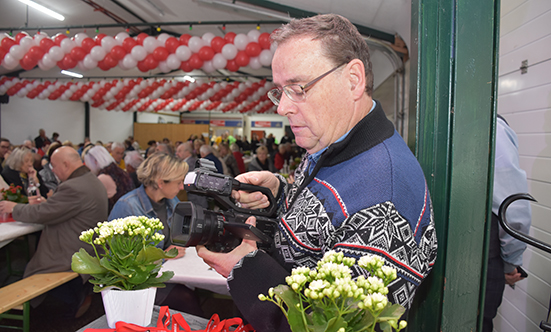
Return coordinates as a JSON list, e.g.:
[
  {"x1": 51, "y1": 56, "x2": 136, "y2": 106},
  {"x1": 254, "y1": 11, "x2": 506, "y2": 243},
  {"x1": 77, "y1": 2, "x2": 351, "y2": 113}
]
[{"x1": 227, "y1": 102, "x2": 438, "y2": 332}]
